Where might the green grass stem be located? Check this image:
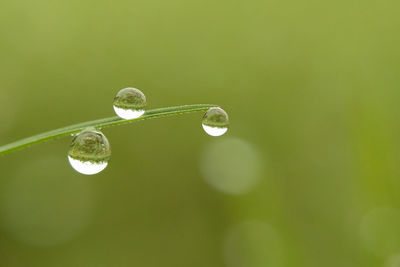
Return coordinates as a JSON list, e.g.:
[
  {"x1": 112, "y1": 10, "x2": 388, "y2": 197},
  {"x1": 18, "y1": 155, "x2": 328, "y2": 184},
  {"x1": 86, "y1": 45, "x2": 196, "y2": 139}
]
[{"x1": 0, "y1": 104, "x2": 215, "y2": 156}]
